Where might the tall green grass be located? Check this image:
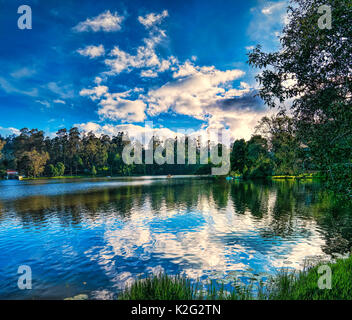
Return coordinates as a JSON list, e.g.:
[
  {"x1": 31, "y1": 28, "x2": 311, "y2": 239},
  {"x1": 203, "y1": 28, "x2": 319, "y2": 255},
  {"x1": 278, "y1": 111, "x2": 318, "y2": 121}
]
[
  {"x1": 118, "y1": 256, "x2": 352, "y2": 300},
  {"x1": 266, "y1": 256, "x2": 352, "y2": 300},
  {"x1": 118, "y1": 274, "x2": 254, "y2": 300}
]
